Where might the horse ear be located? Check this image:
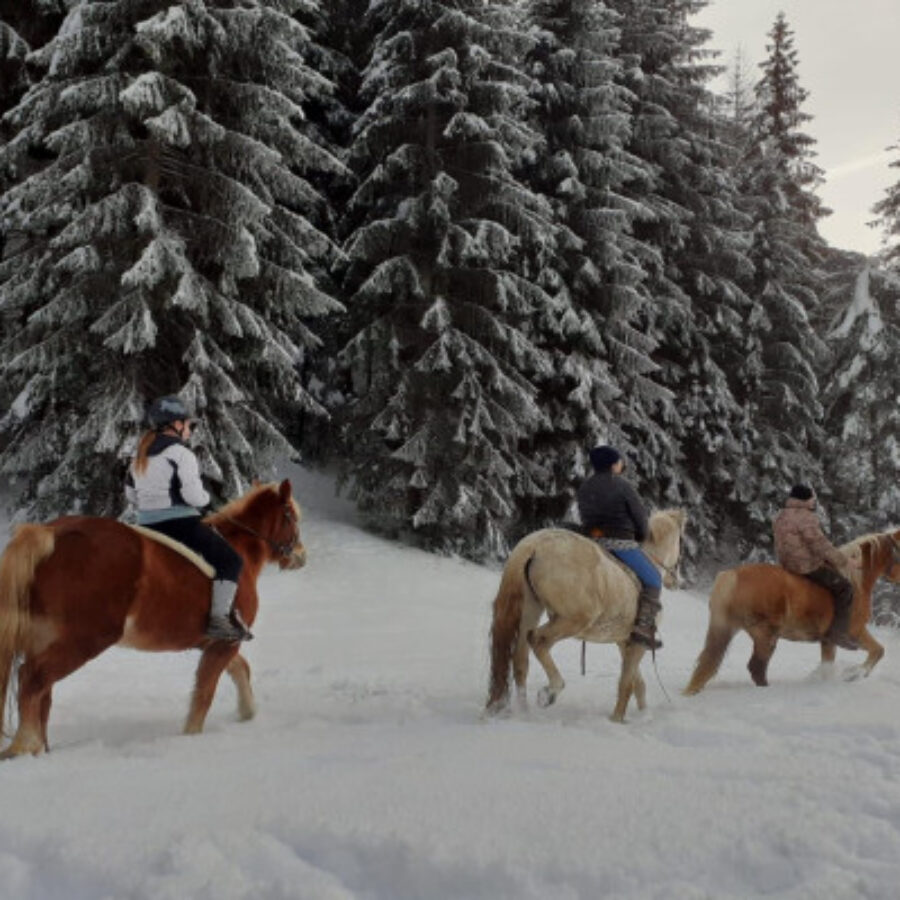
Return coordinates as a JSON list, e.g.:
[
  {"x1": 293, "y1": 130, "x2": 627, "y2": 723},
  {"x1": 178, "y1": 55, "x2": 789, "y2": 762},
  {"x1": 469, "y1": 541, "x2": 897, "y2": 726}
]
[{"x1": 278, "y1": 478, "x2": 292, "y2": 500}]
